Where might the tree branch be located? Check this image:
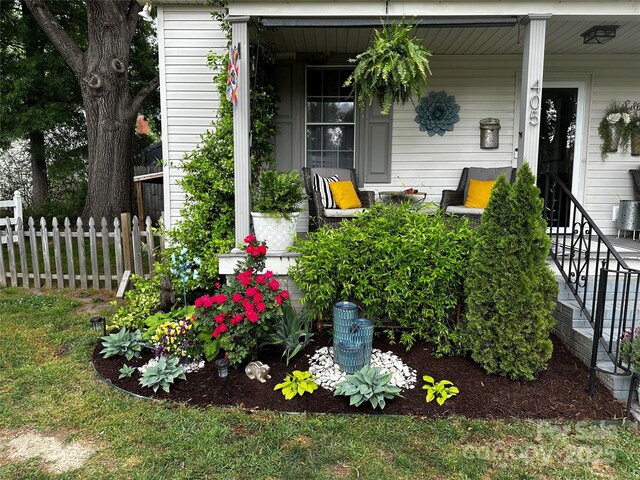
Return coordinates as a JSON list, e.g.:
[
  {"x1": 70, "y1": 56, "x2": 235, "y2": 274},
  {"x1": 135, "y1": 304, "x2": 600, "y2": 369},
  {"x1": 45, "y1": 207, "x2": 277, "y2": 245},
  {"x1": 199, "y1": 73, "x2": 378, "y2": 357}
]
[
  {"x1": 126, "y1": 0, "x2": 143, "y2": 41},
  {"x1": 129, "y1": 74, "x2": 159, "y2": 117},
  {"x1": 23, "y1": 0, "x2": 84, "y2": 76}
]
